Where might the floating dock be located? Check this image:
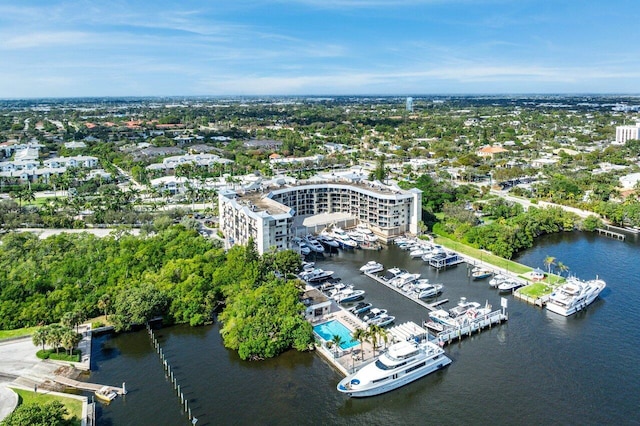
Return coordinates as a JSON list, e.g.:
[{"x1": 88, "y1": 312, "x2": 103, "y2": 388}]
[
  {"x1": 52, "y1": 376, "x2": 126, "y2": 395},
  {"x1": 434, "y1": 309, "x2": 508, "y2": 346},
  {"x1": 364, "y1": 272, "x2": 448, "y2": 312}
]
